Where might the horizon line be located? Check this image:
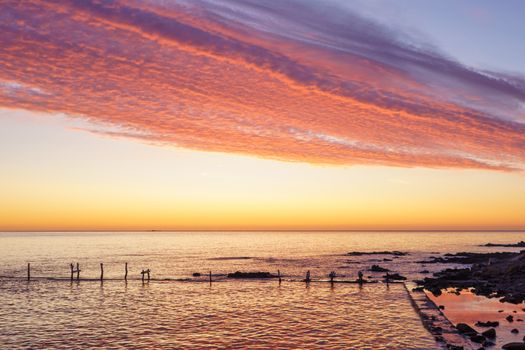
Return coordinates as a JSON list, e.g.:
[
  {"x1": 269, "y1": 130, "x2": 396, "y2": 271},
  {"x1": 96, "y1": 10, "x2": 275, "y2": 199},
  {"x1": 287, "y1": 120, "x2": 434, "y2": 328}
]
[{"x1": 2, "y1": 229, "x2": 525, "y2": 233}]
